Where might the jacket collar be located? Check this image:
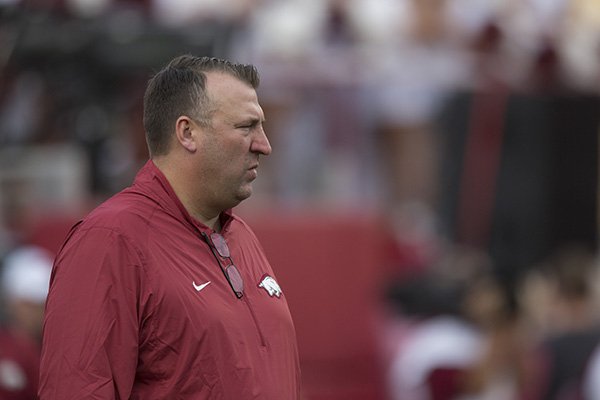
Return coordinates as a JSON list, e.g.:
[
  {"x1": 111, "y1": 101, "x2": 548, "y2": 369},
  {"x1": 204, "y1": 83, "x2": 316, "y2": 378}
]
[{"x1": 131, "y1": 160, "x2": 234, "y2": 235}]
